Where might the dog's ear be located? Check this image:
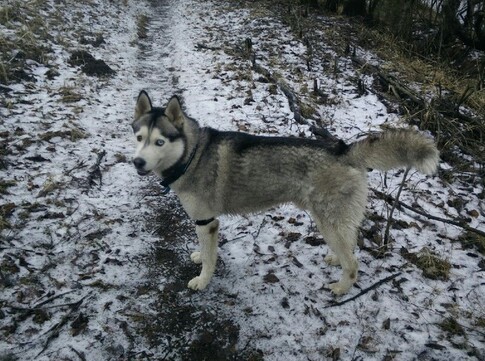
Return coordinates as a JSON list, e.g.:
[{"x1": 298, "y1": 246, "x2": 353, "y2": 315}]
[
  {"x1": 134, "y1": 90, "x2": 152, "y2": 121},
  {"x1": 164, "y1": 95, "x2": 184, "y2": 128}
]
